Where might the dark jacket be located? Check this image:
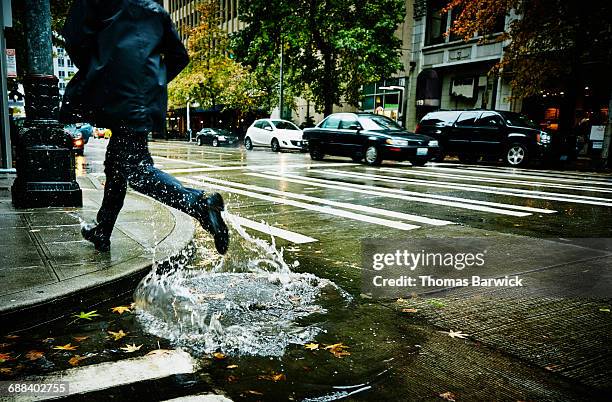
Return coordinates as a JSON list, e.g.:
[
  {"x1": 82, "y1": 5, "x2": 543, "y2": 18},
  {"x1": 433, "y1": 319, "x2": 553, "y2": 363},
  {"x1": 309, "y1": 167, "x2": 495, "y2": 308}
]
[{"x1": 60, "y1": 0, "x2": 189, "y2": 134}]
